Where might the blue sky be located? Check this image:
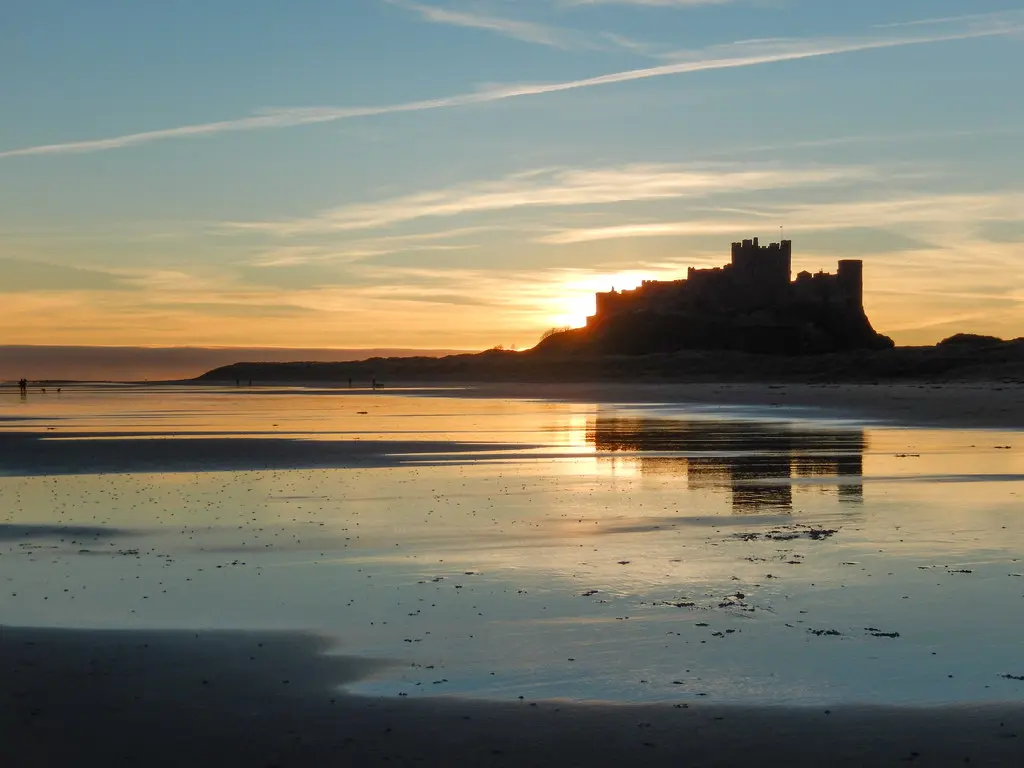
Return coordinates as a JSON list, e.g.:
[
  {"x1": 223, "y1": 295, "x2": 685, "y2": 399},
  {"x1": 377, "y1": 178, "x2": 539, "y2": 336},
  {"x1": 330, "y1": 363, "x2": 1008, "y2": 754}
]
[{"x1": 2, "y1": 0, "x2": 1023, "y2": 348}]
